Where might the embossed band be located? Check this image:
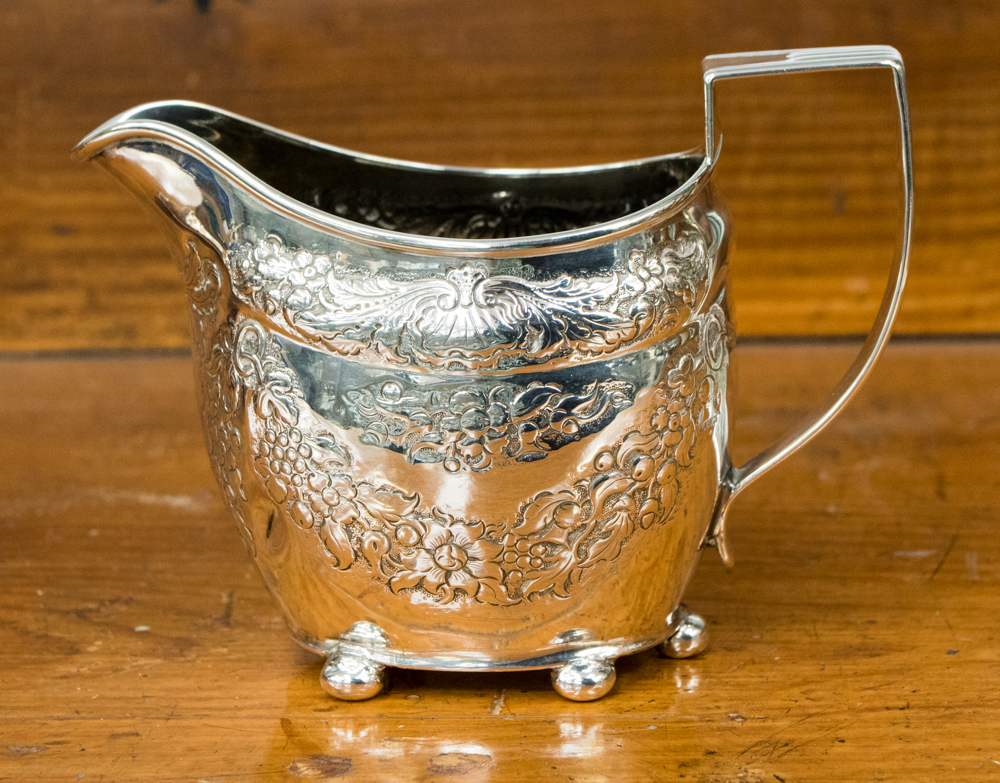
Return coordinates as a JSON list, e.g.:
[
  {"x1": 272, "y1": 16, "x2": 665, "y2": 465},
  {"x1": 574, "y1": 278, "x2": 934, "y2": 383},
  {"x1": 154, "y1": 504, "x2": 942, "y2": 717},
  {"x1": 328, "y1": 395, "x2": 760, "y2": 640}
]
[{"x1": 225, "y1": 216, "x2": 713, "y2": 372}]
